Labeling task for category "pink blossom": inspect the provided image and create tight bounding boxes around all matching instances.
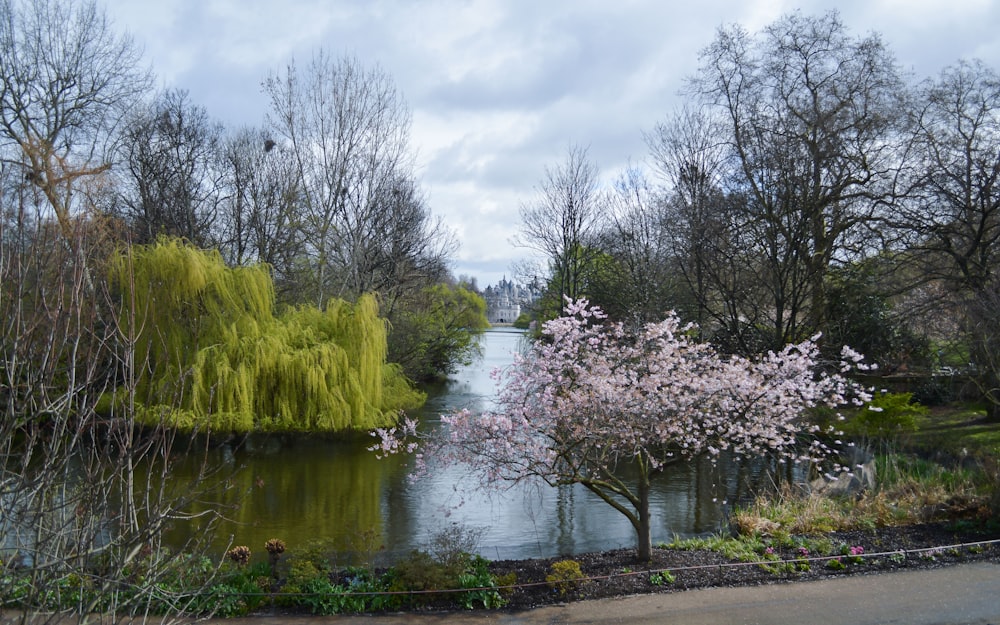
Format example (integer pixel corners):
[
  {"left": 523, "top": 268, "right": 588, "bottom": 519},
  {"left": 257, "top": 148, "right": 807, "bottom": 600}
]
[{"left": 372, "top": 299, "right": 869, "bottom": 557}]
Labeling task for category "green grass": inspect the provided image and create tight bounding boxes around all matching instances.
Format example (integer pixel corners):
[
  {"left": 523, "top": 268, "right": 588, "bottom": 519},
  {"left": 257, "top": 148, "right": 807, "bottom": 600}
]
[{"left": 909, "top": 404, "right": 1000, "bottom": 458}]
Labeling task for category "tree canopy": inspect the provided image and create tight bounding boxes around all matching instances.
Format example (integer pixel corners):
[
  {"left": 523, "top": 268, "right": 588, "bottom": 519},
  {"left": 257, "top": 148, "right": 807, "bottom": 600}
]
[{"left": 109, "top": 237, "right": 423, "bottom": 432}]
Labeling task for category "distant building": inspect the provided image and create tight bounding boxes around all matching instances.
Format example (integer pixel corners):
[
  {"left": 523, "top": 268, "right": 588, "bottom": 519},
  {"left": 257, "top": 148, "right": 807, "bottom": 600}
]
[{"left": 482, "top": 276, "right": 543, "bottom": 325}]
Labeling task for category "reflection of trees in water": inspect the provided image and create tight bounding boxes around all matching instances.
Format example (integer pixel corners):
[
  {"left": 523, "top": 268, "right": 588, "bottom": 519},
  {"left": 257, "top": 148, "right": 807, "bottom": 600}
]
[
  {"left": 165, "top": 436, "right": 405, "bottom": 561},
  {"left": 159, "top": 328, "right": 812, "bottom": 561}
]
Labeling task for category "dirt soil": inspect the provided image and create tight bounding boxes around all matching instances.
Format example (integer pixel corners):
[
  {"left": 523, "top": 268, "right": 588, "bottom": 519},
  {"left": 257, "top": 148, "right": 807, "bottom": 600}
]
[{"left": 484, "top": 520, "right": 1000, "bottom": 612}]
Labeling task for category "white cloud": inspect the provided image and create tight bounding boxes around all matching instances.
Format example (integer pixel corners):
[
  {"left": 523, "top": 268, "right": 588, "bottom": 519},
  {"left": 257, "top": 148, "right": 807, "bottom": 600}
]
[{"left": 102, "top": 0, "right": 1000, "bottom": 289}]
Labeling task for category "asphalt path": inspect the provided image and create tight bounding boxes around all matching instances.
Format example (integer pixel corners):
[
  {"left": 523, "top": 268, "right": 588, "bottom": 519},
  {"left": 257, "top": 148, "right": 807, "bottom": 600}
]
[{"left": 208, "top": 561, "right": 1000, "bottom": 625}]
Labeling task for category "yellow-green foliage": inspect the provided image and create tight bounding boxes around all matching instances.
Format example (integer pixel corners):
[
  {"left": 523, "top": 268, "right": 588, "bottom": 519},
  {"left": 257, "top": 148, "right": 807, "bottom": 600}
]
[
  {"left": 545, "top": 559, "right": 585, "bottom": 596},
  {"left": 108, "top": 238, "right": 423, "bottom": 432}
]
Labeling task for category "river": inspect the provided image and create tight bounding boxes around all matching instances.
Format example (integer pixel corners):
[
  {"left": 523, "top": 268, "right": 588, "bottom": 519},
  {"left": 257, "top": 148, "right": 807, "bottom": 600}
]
[{"left": 164, "top": 327, "right": 779, "bottom": 562}]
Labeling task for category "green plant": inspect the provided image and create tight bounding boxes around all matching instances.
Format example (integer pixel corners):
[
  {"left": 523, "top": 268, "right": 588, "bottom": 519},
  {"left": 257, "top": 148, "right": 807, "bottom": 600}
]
[
  {"left": 494, "top": 572, "right": 517, "bottom": 598},
  {"left": 840, "top": 544, "right": 866, "bottom": 565},
  {"left": 288, "top": 539, "right": 337, "bottom": 576},
  {"left": 845, "top": 392, "right": 926, "bottom": 443},
  {"left": 546, "top": 559, "right": 585, "bottom": 596},
  {"left": 391, "top": 549, "right": 455, "bottom": 595},
  {"left": 649, "top": 570, "right": 675, "bottom": 586},
  {"left": 457, "top": 571, "right": 505, "bottom": 609},
  {"left": 202, "top": 561, "right": 271, "bottom": 616},
  {"left": 387, "top": 525, "right": 499, "bottom": 609},
  {"left": 201, "top": 583, "right": 251, "bottom": 618},
  {"left": 299, "top": 576, "right": 344, "bottom": 615}
]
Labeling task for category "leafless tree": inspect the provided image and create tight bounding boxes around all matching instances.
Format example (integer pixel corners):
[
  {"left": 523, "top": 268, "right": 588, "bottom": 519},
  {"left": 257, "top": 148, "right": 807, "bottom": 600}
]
[
  {"left": 0, "top": 3, "right": 235, "bottom": 619},
  {"left": 513, "top": 144, "right": 604, "bottom": 305},
  {"left": 0, "top": 0, "right": 151, "bottom": 244},
  {"left": 215, "top": 126, "right": 305, "bottom": 297},
  {"left": 263, "top": 52, "right": 419, "bottom": 307},
  {"left": 591, "top": 165, "right": 677, "bottom": 326},
  {"left": 645, "top": 107, "right": 751, "bottom": 343},
  {"left": 1, "top": 164, "right": 234, "bottom": 623},
  {"left": 357, "top": 174, "right": 455, "bottom": 316},
  {"left": 896, "top": 59, "right": 1000, "bottom": 417},
  {"left": 687, "top": 10, "right": 905, "bottom": 349},
  {"left": 114, "top": 89, "right": 225, "bottom": 246}
]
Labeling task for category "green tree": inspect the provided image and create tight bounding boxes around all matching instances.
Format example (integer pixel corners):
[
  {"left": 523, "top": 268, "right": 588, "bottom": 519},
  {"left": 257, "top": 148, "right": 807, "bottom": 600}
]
[
  {"left": 108, "top": 237, "right": 422, "bottom": 432},
  {"left": 387, "top": 283, "right": 489, "bottom": 382},
  {"left": 823, "top": 264, "right": 930, "bottom": 372}
]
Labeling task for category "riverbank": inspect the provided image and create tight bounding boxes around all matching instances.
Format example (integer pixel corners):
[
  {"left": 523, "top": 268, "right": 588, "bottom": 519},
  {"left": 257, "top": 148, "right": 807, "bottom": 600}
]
[{"left": 239, "top": 518, "right": 999, "bottom": 617}]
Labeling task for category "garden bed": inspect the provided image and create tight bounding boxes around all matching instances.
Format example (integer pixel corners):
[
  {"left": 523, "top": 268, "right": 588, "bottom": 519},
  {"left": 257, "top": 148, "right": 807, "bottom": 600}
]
[{"left": 484, "top": 521, "right": 1000, "bottom": 611}]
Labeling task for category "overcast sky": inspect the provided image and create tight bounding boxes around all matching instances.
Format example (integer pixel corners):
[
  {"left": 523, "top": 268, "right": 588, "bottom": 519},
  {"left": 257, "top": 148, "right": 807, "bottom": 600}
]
[{"left": 102, "top": 0, "right": 1000, "bottom": 288}]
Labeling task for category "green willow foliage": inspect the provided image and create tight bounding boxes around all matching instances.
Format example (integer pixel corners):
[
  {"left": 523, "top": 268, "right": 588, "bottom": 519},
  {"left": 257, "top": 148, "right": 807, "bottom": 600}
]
[{"left": 109, "top": 238, "right": 423, "bottom": 432}]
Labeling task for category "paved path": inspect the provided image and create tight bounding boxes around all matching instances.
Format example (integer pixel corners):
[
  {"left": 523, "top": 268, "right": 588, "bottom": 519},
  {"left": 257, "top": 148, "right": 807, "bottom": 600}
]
[{"left": 211, "top": 561, "right": 1000, "bottom": 625}]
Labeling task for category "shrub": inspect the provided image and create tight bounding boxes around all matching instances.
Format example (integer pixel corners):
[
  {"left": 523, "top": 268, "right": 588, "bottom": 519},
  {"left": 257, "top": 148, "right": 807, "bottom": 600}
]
[
  {"left": 845, "top": 392, "right": 926, "bottom": 443},
  {"left": 494, "top": 571, "right": 517, "bottom": 598},
  {"left": 390, "top": 548, "right": 504, "bottom": 609},
  {"left": 391, "top": 549, "right": 455, "bottom": 593},
  {"left": 546, "top": 559, "right": 585, "bottom": 596},
  {"left": 429, "top": 523, "right": 486, "bottom": 570}
]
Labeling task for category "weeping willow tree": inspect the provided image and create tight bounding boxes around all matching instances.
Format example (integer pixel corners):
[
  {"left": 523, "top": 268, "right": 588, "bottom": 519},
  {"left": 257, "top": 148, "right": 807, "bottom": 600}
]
[{"left": 108, "top": 237, "right": 422, "bottom": 432}]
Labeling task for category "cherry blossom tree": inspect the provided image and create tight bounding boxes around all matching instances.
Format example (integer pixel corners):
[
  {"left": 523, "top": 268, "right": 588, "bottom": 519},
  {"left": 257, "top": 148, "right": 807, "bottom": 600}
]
[{"left": 375, "top": 299, "right": 870, "bottom": 560}]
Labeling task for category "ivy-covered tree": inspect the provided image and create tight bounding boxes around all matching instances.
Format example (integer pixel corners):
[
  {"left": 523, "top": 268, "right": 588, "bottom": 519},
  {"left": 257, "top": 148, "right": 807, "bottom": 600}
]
[{"left": 108, "top": 238, "right": 422, "bottom": 432}]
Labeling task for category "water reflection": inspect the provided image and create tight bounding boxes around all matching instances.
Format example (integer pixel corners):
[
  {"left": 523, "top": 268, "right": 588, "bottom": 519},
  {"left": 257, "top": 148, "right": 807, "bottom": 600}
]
[{"left": 164, "top": 327, "right": 791, "bottom": 561}]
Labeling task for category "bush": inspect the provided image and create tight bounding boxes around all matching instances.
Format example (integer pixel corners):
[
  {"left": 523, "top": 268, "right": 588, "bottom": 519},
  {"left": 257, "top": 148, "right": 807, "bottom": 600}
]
[
  {"left": 546, "top": 559, "right": 585, "bottom": 596},
  {"left": 845, "top": 392, "right": 926, "bottom": 443},
  {"left": 390, "top": 547, "right": 504, "bottom": 609}
]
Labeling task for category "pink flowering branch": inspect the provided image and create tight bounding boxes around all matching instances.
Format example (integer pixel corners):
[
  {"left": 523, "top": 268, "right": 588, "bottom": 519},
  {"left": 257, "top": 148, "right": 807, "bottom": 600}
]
[{"left": 373, "top": 299, "right": 871, "bottom": 560}]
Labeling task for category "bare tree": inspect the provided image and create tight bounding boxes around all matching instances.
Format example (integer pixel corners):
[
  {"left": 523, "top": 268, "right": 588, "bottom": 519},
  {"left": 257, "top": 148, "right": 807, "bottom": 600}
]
[
  {"left": 513, "top": 144, "right": 604, "bottom": 307},
  {"left": 358, "top": 174, "right": 455, "bottom": 316},
  {"left": 216, "top": 126, "right": 305, "bottom": 297},
  {"left": 0, "top": 3, "right": 236, "bottom": 619},
  {"left": 0, "top": 0, "right": 151, "bottom": 243},
  {"left": 592, "top": 165, "right": 677, "bottom": 326},
  {"left": 262, "top": 52, "right": 417, "bottom": 306},
  {"left": 688, "top": 11, "right": 905, "bottom": 349},
  {"left": 645, "top": 107, "right": 748, "bottom": 342},
  {"left": 897, "top": 59, "right": 1000, "bottom": 417},
  {"left": 115, "top": 89, "right": 225, "bottom": 246}
]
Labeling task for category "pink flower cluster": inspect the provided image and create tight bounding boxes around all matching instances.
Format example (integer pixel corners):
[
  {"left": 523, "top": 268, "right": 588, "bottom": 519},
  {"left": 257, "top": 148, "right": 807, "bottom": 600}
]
[{"left": 374, "top": 299, "right": 870, "bottom": 495}]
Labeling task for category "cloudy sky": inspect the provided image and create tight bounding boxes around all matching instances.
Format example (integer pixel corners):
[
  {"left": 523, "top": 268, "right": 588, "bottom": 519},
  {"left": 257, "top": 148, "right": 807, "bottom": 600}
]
[{"left": 102, "top": 0, "right": 1000, "bottom": 288}]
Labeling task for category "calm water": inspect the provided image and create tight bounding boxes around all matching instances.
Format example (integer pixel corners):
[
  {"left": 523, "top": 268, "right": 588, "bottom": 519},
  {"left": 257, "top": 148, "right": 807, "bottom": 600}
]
[{"left": 165, "top": 328, "right": 779, "bottom": 561}]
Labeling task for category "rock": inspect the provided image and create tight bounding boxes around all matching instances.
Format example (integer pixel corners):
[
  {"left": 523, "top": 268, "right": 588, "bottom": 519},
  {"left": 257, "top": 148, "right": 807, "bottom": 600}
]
[{"left": 809, "top": 446, "right": 876, "bottom": 498}]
